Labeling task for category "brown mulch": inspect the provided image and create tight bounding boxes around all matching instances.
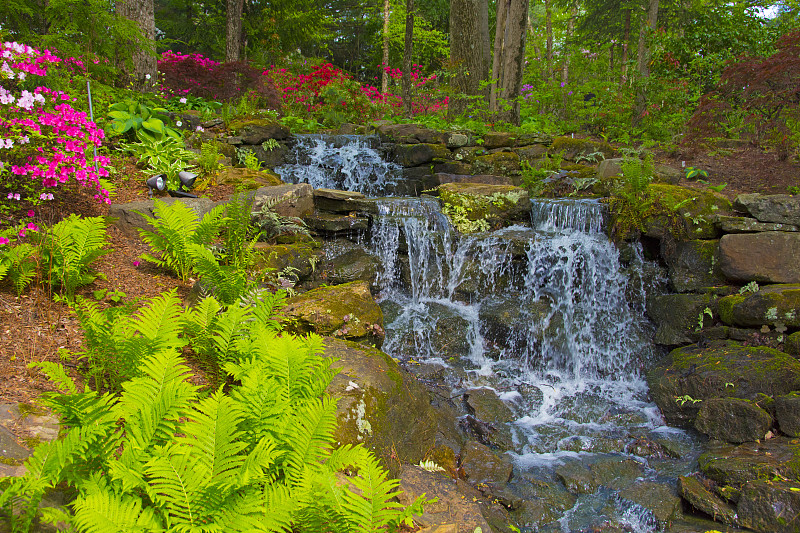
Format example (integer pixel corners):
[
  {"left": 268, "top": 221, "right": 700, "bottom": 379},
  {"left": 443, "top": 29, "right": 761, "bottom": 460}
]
[{"left": 0, "top": 144, "right": 798, "bottom": 426}]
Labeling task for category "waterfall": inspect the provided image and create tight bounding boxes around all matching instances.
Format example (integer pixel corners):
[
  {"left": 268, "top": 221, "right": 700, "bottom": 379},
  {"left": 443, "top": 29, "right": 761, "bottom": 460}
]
[{"left": 275, "top": 134, "right": 399, "bottom": 195}]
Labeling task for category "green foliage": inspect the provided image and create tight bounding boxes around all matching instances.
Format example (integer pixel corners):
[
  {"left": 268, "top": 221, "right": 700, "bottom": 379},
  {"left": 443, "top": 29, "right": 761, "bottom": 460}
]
[
  {"left": 220, "top": 192, "right": 261, "bottom": 271},
  {"left": 33, "top": 215, "right": 110, "bottom": 299},
  {"left": 136, "top": 200, "right": 226, "bottom": 281},
  {"left": 187, "top": 244, "right": 253, "bottom": 307},
  {"left": 107, "top": 98, "right": 180, "bottom": 142},
  {"left": 0, "top": 230, "right": 37, "bottom": 296},
  {"left": 236, "top": 148, "right": 263, "bottom": 170},
  {"left": 67, "top": 290, "right": 186, "bottom": 391},
  {"left": 1, "top": 303, "right": 428, "bottom": 531},
  {"left": 606, "top": 152, "right": 657, "bottom": 238},
  {"left": 684, "top": 166, "right": 709, "bottom": 180},
  {"left": 119, "top": 136, "right": 197, "bottom": 190},
  {"left": 619, "top": 151, "right": 655, "bottom": 194},
  {"left": 252, "top": 198, "right": 311, "bottom": 243},
  {"left": 197, "top": 141, "right": 223, "bottom": 174}
]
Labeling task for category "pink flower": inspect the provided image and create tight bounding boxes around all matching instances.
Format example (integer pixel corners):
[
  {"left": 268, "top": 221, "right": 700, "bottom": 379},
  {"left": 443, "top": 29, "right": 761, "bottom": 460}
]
[
  {"left": 133, "top": 260, "right": 140, "bottom": 267},
  {"left": 26, "top": 222, "right": 39, "bottom": 231},
  {"left": 0, "top": 237, "right": 9, "bottom": 245},
  {"left": 27, "top": 210, "right": 35, "bottom": 217}
]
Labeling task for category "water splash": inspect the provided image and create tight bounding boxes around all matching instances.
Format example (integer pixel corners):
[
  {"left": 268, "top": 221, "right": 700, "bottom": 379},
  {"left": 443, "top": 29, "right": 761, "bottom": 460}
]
[{"left": 275, "top": 134, "right": 399, "bottom": 195}]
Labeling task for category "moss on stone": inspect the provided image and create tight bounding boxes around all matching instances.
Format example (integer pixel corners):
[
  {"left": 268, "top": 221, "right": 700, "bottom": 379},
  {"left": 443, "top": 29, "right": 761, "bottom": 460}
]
[{"left": 718, "top": 294, "right": 747, "bottom": 325}]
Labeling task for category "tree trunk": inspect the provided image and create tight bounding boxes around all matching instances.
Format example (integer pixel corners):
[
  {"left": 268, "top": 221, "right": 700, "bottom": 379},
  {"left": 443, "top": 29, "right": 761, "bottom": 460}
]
[
  {"left": 402, "top": 0, "right": 415, "bottom": 118},
  {"left": 619, "top": 9, "right": 631, "bottom": 84},
  {"left": 381, "top": 0, "right": 390, "bottom": 95},
  {"left": 633, "top": 0, "right": 659, "bottom": 124},
  {"left": 561, "top": 1, "right": 577, "bottom": 86},
  {"left": 449, "top": 0, "right": 490, "bottom": 117},
  {"left": 490, "top": 0, "right": 530, "bottom": 124},
  {"left": 225, "top": 0, "right": 244, "bottom": 62},
  {"left": 545, "top": 0, "right": 553, "bottom": 81},
  {"left": 117, "top": 0, "right": 156, "bottom": 90}
]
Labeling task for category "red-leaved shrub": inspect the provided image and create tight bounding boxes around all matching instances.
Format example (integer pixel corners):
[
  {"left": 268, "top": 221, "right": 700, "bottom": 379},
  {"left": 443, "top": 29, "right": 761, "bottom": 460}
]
[{"left": 158, "top": 51, "right": 282, "bottom": 111}]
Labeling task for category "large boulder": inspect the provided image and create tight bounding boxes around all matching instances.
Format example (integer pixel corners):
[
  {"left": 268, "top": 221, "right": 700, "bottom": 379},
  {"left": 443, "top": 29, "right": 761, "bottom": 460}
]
[
  {"left": 775, "top": 393, "right": 800, "bottom": 437},
  {"left": 787, "top": 331, "right": 800, "bottom": 357},
  {"left": 661, "top": 239, "right": 727, "bottom": 292},
  {"left": 373, "top": 123, "right": 442, "bottom": 144},
  {"left": 646, "top": 340, "right": 800, "bottom": 426},
  {"left": 694, "top": 397, "right": 773, "bottom": 443},
  {"left": 718, "top": 232, "right": 800, "bottom": 283},
  {"left": 391, "top": 143, "right": 451, "bottom": 167},
  {"left": 318, "top": 242, "right": 381, "bottom": 287},
  {"left": 718, "top": 284, "right": 800, "bottom": 328},
  {"left": 109, "top": 197, "right": 217, "bottom": 236},
  {"left": 216, "top": 167, "right": 284, "bottom": 188},
  {"left": 323, "top": 339, "right": 462, "bottom": 475},
  {"left": 549, "top": 137, "right": 614, "bottom": 161},
  {"left": 738, "top": 480, "right": 800, "bottom": 533},
  {"left": 251, "top": 183, "right": 314, "bottom": 218},
  {"left": 459, "top": 440, "right": 514, "bottom": 487},
  {"left": 618, "top": 481, "right": 682, "bottom": 527},
  {"left": 678, "top": 475, "right": 738, "bottom": 526},
  {"left": 470, "top": 151, "right": 521, "bottom": 176},
  {"left": 645, "top": 293, "right": 717, "bottom": 346},
  {"left": 253, "top": 241, "right": 323, "bottom": 281},
  {"left": 438, "top": 183, "right": 530, "bottom": 229},
  {"left": 642, "top": 184, "right": 732, "bottom": 240},
  {"left": 734, "top": 193, "right": 800, "bottom": 226},
  {"left": 228, "top": 118, "right": 290, "bottom": 143},
  {"left": 281, "top": 281, "right": 384, "bottom": 345},
  {"left": 698, "top": 437, "right": 800, "bottom": 487}
]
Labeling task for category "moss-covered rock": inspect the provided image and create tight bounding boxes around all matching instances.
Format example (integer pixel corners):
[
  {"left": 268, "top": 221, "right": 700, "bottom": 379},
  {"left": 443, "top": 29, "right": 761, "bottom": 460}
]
[
  {"left": 716, "top": 215, "right": 800, "bottom": 233},
  {"left": 323, "top": 338, "right": 462, "bottom": 477},
  {"left": 734, "top": 193, "right": 800, "bottom": 226},
  {"left": 699, "top": 437, "right": 800, "bottom": 486},
  {"left": 645, "top": 293, "right": 718, "bottom": 346},
  {"left": 459, "top": 440, "right": 514, "bottom": 487},
  {"left": 678, "top": 475, "right": 738, "bottom": 526},
  {"left": 251, "top": 183, "right": 314, "bottom": 218},
  {"left": 281, "top": 281, "right": 384, "bottom": 345},
  {"left": 738, "top": 479, "right": 800, "bottom": 532},
  {"left": 775, "top": 393, "right": 800, "bottom": 437},
  {"left": 483, "top": 132, "right": 517, "bottom": 149},
  {"left": 372, "top": 122, "right": 441, "bottom": 144},
  {"left": 253, "top": 241, "right": 322, "bottom": 281},
  {"left": 215, "top": 167, "right": 283, "bottom": 189},
  {"left": 391, "top": 143, "right": 450, "bottom": 167},
  {"left": 718, "top": 232, "right": 800, "bottom": 284},
  {"left": 549, "top": 136, "right": 614, "bottom": 161},
  {"left": 438, "top": 182, "right": 530, "bottom": 232},
  {"left": 618, "top": 481, "right": 682, "bottom": 528},
  {"left": 305, "top": 213, "right": 369, "bottom": 235},
  {"left": 643, "top": 184, "right": 732, "bottom": 240},
  {"left": 786, "top": 331, "right": 800, "bottom": 358},
  {"left": 470, "top": 151, "right": 521, "bottom": 176},
  {"left": 227, "top": 118, "right": 290, "bottom": 143},
  {"left": 555, "top": 461, "right": 597, "bottom": 494},
  {"left": 718, "top": 284, "right": 800, "bottom": 328},
  {"left": 694, "top": 397, "right": 773, "bottom": 443},
  {"left": 662, "top": 239, "right": 727, "bottom": 293},
  {"left": 646, "top": 340, "right": 800, "bottom": 426}
]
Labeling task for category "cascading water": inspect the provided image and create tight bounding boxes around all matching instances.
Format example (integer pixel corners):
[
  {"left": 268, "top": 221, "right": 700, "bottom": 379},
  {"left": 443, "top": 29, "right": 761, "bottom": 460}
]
[
  {"left": 275, "top": 134, "right": 399, "bottom": 195},
  {"left": 372, "top": 196, "right": 698, "bottom": 532}
]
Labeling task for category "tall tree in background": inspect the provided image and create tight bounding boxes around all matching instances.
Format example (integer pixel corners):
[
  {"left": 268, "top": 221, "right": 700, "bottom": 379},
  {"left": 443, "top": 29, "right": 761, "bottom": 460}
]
[
  {"left": 449, "top": 0, "right": 490, "bottom": 116},
  {"left": 225, "top": 0, "right": 244, "bottom": 61},
  {"left": 382, "top": 0, "right": 391, "bottom": 93},
  {"left": 118, "top": 0, "right": 157, "bottom": 89},
  {"left": 633, "top": 0, "right": 659, "bottom": 123},
  {"left": 402, "top": 0, "right": 415, "bottom": 117},
  {"left": 490, "top": 0, "right": 530, "bottom": 124}
]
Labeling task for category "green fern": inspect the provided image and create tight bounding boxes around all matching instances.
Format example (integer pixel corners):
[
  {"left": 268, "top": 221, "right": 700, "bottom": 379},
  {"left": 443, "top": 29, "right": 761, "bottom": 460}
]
[
  {"left": 0, "top": 242, "right": 37, "bottom": 296},
  {"left": 34, "top": 214, "right": 111, "bottom": 299},
  {"left": 137, "top": 199, "right": 226, "bottom": 281},
  {"left": 220, "top": 191, "right": 261, "bottom": 271},
  {"left": 187, "top": 243, "right": 252, "bottom": 306}
]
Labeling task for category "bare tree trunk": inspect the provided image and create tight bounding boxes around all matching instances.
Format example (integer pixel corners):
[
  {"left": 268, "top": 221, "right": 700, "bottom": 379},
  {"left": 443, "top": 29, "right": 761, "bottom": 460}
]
[
  {"left": 225, "top": 0, "right": 244, "bottom": 62},
  {"left": 609, "top": 43, "right": 615, "bottom": 70},
  {"left": 402, "top": 0, "right": 415, "bottom": 118},
  {"left": 490, "top": 0, "right": 529, "bottom": 124},
  {"left": 449, "top": 0, "right": 490, "bottom": 116},
  {"left": 561, "top": 1, "right": 577, "bottom": 85},
  {"left": 118, "top": 0, "right": 156, "bottom": 90},
  {"left": 619, "top": 9, "right": 631, "bottom": 85},
  {"left": 545, "top": 0, "right": 553, "bottom": 81},
  {"left": 381, "top": 0, "right": 390, "bottom": 94},
  {"left": 633, "top": 0, "right": 659, "bottom": 124}
]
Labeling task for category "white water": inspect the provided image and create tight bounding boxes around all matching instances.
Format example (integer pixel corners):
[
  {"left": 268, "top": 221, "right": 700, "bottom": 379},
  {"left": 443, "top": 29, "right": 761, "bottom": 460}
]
[{"left": 275, "top": 134, "right": 399, "bottom": 195}]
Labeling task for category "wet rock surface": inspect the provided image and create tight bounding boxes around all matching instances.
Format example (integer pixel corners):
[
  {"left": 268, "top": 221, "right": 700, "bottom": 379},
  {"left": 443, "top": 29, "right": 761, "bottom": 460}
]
[
  {"left": 718, "top": 232, "right": 800, "bottom": 283},
  {"left": 694, "top": 397, "right": 773, "bottom": 443}
]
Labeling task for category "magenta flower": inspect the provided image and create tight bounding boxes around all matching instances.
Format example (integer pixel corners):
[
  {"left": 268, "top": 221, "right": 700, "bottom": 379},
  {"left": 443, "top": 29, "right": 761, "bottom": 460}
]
[
  {"left": 133, "top": 260, "right": 140, "bottom": 267},
  {"left": 0, "top": 237, "right": 9, "bottom": 245},
  {"left": 27, "top": 210, "right": 35, "bottom": 217}
]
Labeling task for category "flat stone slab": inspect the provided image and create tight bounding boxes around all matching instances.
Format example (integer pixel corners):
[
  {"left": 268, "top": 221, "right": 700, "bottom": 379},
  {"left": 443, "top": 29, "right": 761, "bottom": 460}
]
[
  {"left": 718, "top": 284, "right": 800, "bottom": 328},
  {"left": 719, "top": 232, "right": 800, "bottom": 283},
  {"left": 109, "top": 197, "right": 217, "bottom": 236},
  {"left": 734, "top": 193, "right": 800, "bottom": 226},
  {"left": 0, "top": 425, "right": 31, "bottom": 462},
  {"left": 251, "top": 183, "right": 314, "bottom": 218},
  {"left": 716, "top": 215, "right": 799, "bottom": 233}
]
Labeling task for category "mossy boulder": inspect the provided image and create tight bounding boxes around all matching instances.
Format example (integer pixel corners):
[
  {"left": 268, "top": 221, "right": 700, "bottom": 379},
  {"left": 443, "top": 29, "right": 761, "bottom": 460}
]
[
  {"left": 694, "top": 397, "right": 773, "bottom": 443},
  {"left": 661, "top": 239, "right": 727, "bottom": 293},
  {"left": 323, "top": 338, "right": 462, "bottom": 476},
  {"left": 718, "top": 232, "right": 800, "bottom": 283},
  {"left": 438, "top": 183, "right": 530, "bottom": 230},
  {"left": 643, "top": 184, "right": 732, "bottom": 240},
  {"left": 459, "top": 440, "right": 513, "bottom": 487},
  {"left": 305, "top": 213, "right": 370, "bottom": 235},
  {"left": 718, "top": 284, "right": 800, "bottom": 328},
  {"left": 483, "top": 132, "right": 517, "bottom": 149},
  {"left": 470, "top": 151, "right": 521, "bottom": 176},
  {"left": 216, "top": 167, "right": 284, "bottom": 189},
  {"left": 618, "top": 481, "right": 682, "bottom": 527},
  {"left": 786, "top": 331, "right": 800, "bottom": 357},
  {"left": 645, "top": 293, "right": 717, "bottom": 346},
  {"left": 227, "top": 118, "right": 290, "bottom": 143},
  {"left": 372, "top": 122, "right": 441, "bottom": 144},
  {"left": 281, "top": 281, "right": 384, "bottom": 345},
  {"left": 646, "top": 340, "right": 800, "bottom": 426},
  {"left": 775, "top": 393, "right": 800, "bottom": 437},
  {"left": 318, "top": 243, "right": 380, "bottom": 287},
  {"left": 251, "top": 183, "right": 314, "bottom": 218},
  {"left": 549, "top": 136, "right": 614, "bottom": 161},
  {"left": 555, "top": 461, "right": 597, "bottom": 494},
  {"left": 698, "top": 437, "right": 800, "bottom": 487},
  {"left": 738, "top": 479, "right": 800, "bottom": 533},
  {"left": 390, "top": 143, "right": 450, "bottom": 167},
  {"left": 678, "top": 475, "right": 738, "bottom": 526},
  {"left": 716, "top": 215, "right": 800, "bottom": 233},
  {"left": 734, "top": 193, "right": 800, "bottom": 226},
  {"left": 253, "top": 241, "right": 322, "bottom": 281}
]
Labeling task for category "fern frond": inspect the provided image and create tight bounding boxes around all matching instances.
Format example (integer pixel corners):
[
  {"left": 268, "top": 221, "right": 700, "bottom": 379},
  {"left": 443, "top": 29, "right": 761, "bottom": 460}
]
[
  {"left": 282, "top": 395, "right": 338, "bottom": 482},
  {"left": 137, "top": 200, "right": 204, "bottom": 281},
  {"left": 28, "top": 361, "right": 79, "bottom": 394},
  {"left": 144, "top": 450, "right": 204, "bottom": 527},
  {"left": 192, "top": 203, "right": 226, "bottom": 246},
  {"left": 129, "top": 289, "right": 186, "bottom": 351},
  {"left": 72, "top": 486, "right": 163, "bottom": 533},
  {"left": 187, "top": 244, "right": 250, "bottom": 306},
  {"left": 338, "top": 448, "right": 405, "bottom": 532}
]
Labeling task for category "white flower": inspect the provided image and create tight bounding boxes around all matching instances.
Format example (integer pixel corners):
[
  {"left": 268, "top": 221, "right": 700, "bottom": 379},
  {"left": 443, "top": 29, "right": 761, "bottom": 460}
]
[
  {"left": 195, "top": 126, "right": 204, "bottom": 132},
  {"left": 175, "top": 121, "right": 182, "bottom": 127},
  {"left": 145, "top": 74, "right": 151, "bottom": 80},
  {"left": 179, "top": 97, "right": 187, "bottom": 104}
]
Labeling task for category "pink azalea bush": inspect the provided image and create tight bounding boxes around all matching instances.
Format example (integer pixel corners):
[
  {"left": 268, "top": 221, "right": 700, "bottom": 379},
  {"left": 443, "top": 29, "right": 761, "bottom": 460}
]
[{"left": 0, "top": 41, "right": 110, "bottom": 210}]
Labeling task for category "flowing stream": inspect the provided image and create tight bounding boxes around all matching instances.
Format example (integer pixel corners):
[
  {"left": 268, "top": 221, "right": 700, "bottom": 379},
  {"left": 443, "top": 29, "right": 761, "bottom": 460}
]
[{"left": 279, "top": 137, "right": 704, "bottom": 532}]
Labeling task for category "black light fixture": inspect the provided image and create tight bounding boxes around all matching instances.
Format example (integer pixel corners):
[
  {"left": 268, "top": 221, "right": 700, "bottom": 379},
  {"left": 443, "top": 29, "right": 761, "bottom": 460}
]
[
  {"left": 178, "top": 170, "right": 198, "bottom": 191},
  {"left": 146, "top": 174, "right": 165, "bottom": 197}
]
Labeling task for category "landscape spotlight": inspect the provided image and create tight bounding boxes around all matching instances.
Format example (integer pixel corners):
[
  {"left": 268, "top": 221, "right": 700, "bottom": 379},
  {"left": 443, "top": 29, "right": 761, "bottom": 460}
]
[
  {"left": 178, "top": 170, "right": 198, "bottom": 191},
  {"left": 146, "top": 174, "right": 165, "bottom": 197}
]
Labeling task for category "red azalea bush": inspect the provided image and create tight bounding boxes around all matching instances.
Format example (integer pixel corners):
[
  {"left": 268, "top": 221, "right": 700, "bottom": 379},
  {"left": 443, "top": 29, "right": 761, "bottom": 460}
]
[
  {"left": 158, "top": 51, "right": 282, "bottom": 111},
  {"left": 1, "top": 41, "right": 111, "bottom": 217}
]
